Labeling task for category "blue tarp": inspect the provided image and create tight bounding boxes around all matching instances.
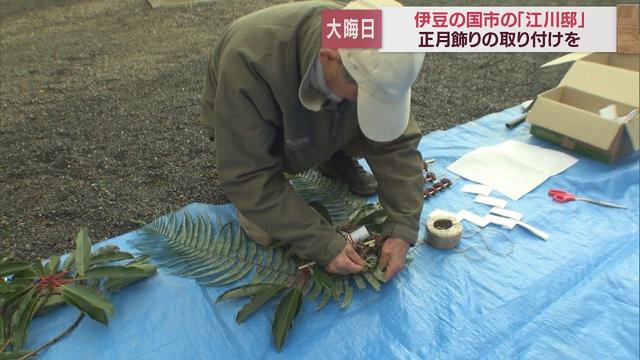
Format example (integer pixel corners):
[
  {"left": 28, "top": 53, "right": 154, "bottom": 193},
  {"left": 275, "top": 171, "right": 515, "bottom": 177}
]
[{"left": 28, "top": 106, "right": 639, "bottom": 359}]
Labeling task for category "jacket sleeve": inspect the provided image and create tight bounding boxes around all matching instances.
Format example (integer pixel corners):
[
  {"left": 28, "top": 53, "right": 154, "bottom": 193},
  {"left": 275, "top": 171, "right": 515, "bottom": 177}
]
[
  {"left": 362, "top": 116, "right": 424, "bottom": 244},
  {"left": 207, "top": 51, "right": 345, "bottom": 266}
]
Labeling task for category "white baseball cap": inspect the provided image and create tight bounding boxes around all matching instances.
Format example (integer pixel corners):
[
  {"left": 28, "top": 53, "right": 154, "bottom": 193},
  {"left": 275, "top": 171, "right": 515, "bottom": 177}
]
[{"left": 338, "top": 0, "right": 425, "bottom": 142}]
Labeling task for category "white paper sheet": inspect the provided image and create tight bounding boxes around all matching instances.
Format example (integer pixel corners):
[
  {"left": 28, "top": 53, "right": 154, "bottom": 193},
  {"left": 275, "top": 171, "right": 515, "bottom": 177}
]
[
  {"left": 475, "top": 195, "right": 508, "bottom": 208},
  {"left": 490, "top": 207, "right": 523, "bottom": 221},
  {"left": 457, "top": 210, "right": 489, "bottom": 227},
  {"left": 461, "top": 184, "right": 492, "bottom": 196},
  {"left": 447, "top": 140, "right": 578, "bottom": 200},
  {"left": 517, "top": 221, "right": 550, "bottom": 241},
  {"left": 485, "top": 214, "right": 517, "bottom": 229}
]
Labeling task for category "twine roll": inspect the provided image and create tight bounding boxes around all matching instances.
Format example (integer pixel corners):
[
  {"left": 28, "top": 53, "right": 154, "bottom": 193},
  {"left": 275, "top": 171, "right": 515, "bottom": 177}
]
[{"left": 425, "top": 213, "right": 464, "bottom": 249}]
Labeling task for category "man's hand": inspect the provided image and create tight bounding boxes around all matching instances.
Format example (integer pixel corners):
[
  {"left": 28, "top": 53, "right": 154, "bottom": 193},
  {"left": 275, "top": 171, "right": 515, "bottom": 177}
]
[
  {"left": 378, "top": 237, "right": 411, "bottom": 280},
  {"left": 325, "top": 243, "right": 365, "bottom": 275}
]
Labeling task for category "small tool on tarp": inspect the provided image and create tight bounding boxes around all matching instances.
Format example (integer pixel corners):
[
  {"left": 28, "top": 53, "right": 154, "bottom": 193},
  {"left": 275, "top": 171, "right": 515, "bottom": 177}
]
[
  {"left": 548, "top": 189, "right": 627, "bottom": 209},
  {"left": 505, "top": 99, "right": 535, "bottom": 129}
]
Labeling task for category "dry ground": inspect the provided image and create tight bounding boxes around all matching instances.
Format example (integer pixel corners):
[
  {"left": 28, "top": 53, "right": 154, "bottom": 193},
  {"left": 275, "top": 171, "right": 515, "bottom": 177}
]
[{"left": 0, "top": 0, "right": 618, "bottom": 260}]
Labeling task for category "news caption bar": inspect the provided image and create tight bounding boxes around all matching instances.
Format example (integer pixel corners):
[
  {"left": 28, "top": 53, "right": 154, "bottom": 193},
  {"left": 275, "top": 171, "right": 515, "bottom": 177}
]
[{"left": 323, "top": 7, "right": 617, "bottom": 52}]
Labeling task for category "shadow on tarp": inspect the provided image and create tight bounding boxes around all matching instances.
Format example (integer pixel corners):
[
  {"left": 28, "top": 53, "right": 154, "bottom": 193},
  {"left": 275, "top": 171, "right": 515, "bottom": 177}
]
[{"left": 27, "top": 106, "right": 639, "bottom": 359}]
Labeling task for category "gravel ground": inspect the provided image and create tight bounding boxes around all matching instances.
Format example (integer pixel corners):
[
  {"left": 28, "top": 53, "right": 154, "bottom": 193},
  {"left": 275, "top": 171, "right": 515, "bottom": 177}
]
[{"left": 0, "top": 0, "right": 618, "bottom": 260}]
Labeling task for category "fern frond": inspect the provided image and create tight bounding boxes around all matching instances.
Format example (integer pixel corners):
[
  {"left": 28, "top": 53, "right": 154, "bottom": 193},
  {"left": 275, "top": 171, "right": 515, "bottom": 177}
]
[
  {"left": 133, "top": 213, "right": 297, "bottom": 287},
  {"left": 308, "top": 280, "right": 323, "bottom": 301},
  {"left": 363, "top": 272, "right": 381, "bottom": 291},
  {"left": 315, "top": 287, "right": 332, "bottom": 311},
  {"left": 289, "top": 169, "right": 367, "bottom": 224},
  {"left": 353, "top": 275, "right": 367, "bottom": 290},
  {"left": 132, "top": 171, "right": 399, "bottom": 352},
  {"left": 340, "top": 278, "right": 353, "bottom": 309},
  {"left": 332, "top": 277, "right": 343, "bottom": 302},
  {"left": 304, "top": 267, "right": 382, "bottom": 311}
]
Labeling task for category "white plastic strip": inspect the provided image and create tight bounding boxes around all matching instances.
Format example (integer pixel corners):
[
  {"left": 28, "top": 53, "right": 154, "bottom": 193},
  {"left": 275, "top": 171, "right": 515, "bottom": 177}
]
[
  {"left": 485, "top": 214, "right": 517, "bottom": 230},
  {"left": 475, "top": 195, "right": 508, "bottom": 208},
  {"left": 517, "top": 221, "right": 550, "bottom": 241},
  {"left": 457, "top": 210, "right": 489, "bottom": 228},
  {"left": 461, "top": 184, "right": 492, "bottom": 196},
  {"left": 489, "top": 207, "right": 523, "bottom": 221},
  {"left": 349, "top": 226, "right": 370, "bottom": 243}
]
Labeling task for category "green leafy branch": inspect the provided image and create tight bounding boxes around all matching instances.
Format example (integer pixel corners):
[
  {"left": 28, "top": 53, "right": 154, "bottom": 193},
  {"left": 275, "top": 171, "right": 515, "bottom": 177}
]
[
  {"left": 132, "top": 170, "right": 395, "bottom": 352},
  {"left": 1, "top": 229, "right": 157, "bottom": 359},
  {"left": 215, "top": 202, "right": 388, "bottom": 351},
  {"left": 134, "top": 201, "right": 390, "bottom": 352}
]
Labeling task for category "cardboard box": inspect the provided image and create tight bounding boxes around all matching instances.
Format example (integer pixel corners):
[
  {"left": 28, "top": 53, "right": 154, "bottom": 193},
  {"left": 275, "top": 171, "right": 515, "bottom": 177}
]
[
  {"left": 527, "top": 53, "right": 640, "bottom": 163},
  {"left": 617, "top": 4, "right": 640, "bottom": 54}
]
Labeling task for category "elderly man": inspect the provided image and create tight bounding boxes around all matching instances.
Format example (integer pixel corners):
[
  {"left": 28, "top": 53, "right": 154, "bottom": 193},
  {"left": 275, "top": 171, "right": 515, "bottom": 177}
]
[{"left": 201, "top": 0, "right": 425, "bottom": 280}]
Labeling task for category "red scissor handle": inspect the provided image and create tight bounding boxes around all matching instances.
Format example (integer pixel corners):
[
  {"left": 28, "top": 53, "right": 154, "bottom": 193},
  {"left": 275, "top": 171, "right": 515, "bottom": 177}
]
[{"left": 548, "top": 189, "right": 576, "bottom": 202}]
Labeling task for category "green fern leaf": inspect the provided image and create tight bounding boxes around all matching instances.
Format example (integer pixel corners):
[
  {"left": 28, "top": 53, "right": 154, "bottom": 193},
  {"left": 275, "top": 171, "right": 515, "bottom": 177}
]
[
  {"left": 363, "top": 272, "right": 381, "bottom": 291},
  {"left": 372, "top": 267, "right": 386, "bottom": 283},
  {"left": 289, "top": 169, "right": 367, "bottom": 224},
  {"left": 201, "top": 262, "right": 254, "bottom": 286},
  {"left": 308, "top": 201, "right": 332, "bottom": 225},
  {"left": 194, "top": 258, "right": 238, "bottom": 281},
  {"left": 353, "top": 275, "right": 367, "bottom": 290},
  {"left": 348, "top": 203, "right": 387, "bottom": 227},
  {"left": 307, "top": 280, "right": 323, "bottom": 301},
  {"left": 340, "top": 278, "right": 353, "bottom": 309},
  {"left": 135, "top": 198, "right": 403, "bottom": 354},
  {"left": 315, "top": 287, "right": 332, "bottom": 311},
  {"left": 332, "top": 276, "right": 344, "bottom": 302},
  {"left": 302, "top": 277, "right": 313, "bottom": 294},
  {"left": 134, "top": 213, "right": 297, "bottom": 288}
]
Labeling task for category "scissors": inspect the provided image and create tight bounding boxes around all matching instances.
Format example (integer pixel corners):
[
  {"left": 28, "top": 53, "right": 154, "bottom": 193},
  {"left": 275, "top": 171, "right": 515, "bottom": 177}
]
[{"left": 548, "top": 189, "right": 627, "bottom": 209}]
